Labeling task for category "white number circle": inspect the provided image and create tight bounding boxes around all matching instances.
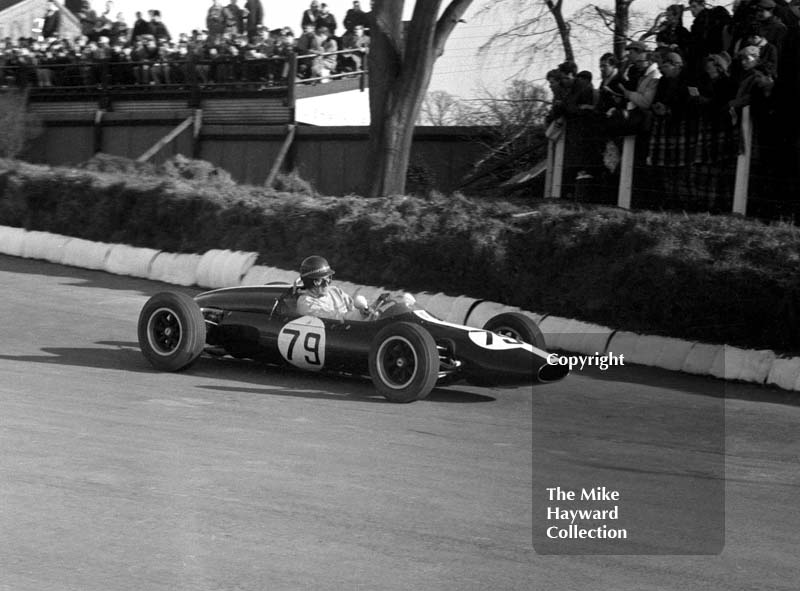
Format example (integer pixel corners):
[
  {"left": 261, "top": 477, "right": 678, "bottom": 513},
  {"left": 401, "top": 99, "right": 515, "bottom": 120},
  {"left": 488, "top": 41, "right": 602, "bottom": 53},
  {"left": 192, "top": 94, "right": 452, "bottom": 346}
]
[{"left": 278, "top": 316, "right": 327, "bottom": 370}]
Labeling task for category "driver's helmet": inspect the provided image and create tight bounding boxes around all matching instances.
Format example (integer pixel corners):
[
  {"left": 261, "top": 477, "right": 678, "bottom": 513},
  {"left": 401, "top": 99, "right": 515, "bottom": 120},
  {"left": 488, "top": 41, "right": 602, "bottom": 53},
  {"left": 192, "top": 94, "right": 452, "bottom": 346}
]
[{"left": 299, "top": 255, "right": 334, "bottom": 289}]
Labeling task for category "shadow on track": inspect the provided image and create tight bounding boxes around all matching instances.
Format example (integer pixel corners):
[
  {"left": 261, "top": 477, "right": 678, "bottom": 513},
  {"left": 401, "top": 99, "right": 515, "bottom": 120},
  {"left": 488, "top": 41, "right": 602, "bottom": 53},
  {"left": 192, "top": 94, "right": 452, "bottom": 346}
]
[
  {"left": 0, "top": 254, "right": 202, "bottom": 297},
  {"left": 576, "top": 362, "right": 800, "bottom": 407},
  {"left": 0, "top": 340, "right": 496, "bottom": 404}
]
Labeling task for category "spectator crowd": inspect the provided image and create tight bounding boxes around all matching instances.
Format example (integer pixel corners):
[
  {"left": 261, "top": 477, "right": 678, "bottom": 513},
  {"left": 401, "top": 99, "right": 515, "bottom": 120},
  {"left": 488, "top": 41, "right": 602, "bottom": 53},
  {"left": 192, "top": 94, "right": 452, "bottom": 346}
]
[
  {"left": 0, "top": 0, "right": 371, "bottom": 89},
  {"left": 546, "top": 0, "right": 800, "bottom": 215}
]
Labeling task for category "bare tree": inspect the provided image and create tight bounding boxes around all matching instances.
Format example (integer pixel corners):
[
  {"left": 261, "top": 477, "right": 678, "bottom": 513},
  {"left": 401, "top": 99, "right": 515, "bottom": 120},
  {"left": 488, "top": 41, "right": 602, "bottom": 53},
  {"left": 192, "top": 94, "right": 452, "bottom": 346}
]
[
  {"left": 468, "top": 80, "right": 550, "bottom": 165},
  {"left": 479, "top": 0, "right": 658, "bottom": 68},
  {"left": 417, "top": 90, "right": 471, "bottom": 125},
  {"left": 367, "top": 0, "right": 473, "bottom": 197},
  {"left": 478, "top": 0, "right": 575, "bottom": 67}
]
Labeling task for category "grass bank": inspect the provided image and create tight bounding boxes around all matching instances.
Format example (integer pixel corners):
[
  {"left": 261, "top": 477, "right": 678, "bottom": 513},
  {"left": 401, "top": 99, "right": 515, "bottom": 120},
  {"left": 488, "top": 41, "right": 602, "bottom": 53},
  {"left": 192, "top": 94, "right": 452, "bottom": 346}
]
[{"left": 1, "top": 157, "right": 798, "bottom": 352}]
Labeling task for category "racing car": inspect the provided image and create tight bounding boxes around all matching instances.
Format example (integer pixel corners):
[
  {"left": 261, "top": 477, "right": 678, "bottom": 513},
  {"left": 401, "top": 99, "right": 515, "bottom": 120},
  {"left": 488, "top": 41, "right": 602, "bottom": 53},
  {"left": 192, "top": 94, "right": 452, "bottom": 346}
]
[{"left": 137, "top": 283, "right": 569, "bottom": 402}]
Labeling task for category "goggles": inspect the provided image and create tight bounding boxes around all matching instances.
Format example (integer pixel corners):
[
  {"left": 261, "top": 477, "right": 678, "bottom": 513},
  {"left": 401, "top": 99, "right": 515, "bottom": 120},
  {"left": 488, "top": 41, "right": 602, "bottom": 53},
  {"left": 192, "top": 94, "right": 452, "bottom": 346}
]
[{"left": 312, "top": 276, "right": 332, "bottom": 287}]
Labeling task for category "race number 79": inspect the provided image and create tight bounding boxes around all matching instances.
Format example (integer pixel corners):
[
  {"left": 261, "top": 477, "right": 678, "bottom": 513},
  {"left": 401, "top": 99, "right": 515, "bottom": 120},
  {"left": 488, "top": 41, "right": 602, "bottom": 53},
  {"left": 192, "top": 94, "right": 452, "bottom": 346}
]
[
  {"left": 283, "top": 328, "right": 321, "bottom": 365},
  {"left": 278, "top": 317, "right": 327, "bottom": 370}
]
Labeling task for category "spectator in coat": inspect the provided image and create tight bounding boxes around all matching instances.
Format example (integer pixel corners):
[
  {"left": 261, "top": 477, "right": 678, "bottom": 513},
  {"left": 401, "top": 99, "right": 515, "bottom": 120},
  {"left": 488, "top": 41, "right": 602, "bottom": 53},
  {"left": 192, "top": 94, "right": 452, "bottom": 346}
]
[
  {"left": 42, "top": 1, "right": 61, "bottom": 40},
  {"left": 755, "top": 0, "right": 788, "bottom": 52},
  {"left": 131, "top": 11, "right": 152, "bottom": 42},
  {"left": 110, "top": 12, "right": 130, "bottom": 45},
  {"left": 317, "top": 4, "right": 338, "bottom": 38},
  {"left": 296, "top": 23, "right": 320, "bottom": 78},
  {"left": 655, "top": 4, "right": 691, "bottom": 58},
  {"left": 597, "top": 52, "right": 625, "bottom": 115},
  {"left": 207, "top": 0, "right": 225, "bottom": 44},
  {"left": 149, "top": 10, "right": 170, "bottom": 43},
  {"left": 691, "top": 52, "right": 738, "bottom": 210},
  {"left": 687, "top": 0, "right": 732, "bottom": 81},
  {"left": 344, "top": 1, "right": 369, "bottom": 33},
  {"left": 77, "top": 1, "right": 98, "bottom": 40},
  {"left": 223, "top": 0, "right": 245, "bottom": 36},
  {"left": 647, "top": 52, "right": 693, "bottom": 205},
  {"left": 301, "top": 1, "right": 321, "bottom": 30},
  {"left": 621, "top": 42, "right": 662, "bottom": 115},
  {"left": 312, "top": 26, "right": 338, "bottom": 81},
  {"left": 341, "top": 24, "right": 369, "bottom": 71},
  {"left": 244, "top": 0, "right": 264, "bottom": 42}
]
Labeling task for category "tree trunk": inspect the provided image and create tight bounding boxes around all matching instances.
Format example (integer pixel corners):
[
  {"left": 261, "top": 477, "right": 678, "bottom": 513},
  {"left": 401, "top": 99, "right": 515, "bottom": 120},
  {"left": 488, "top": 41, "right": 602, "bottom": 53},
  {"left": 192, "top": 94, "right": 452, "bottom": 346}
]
[
  {"left": 613, "top": 0, "right": 632, "bottom": 61},
  {"left": 545, "top": 0, "right": 574, "bottom": 64},
  {"left": 366, "top": 0, "right": 473, "bottom": 197}
]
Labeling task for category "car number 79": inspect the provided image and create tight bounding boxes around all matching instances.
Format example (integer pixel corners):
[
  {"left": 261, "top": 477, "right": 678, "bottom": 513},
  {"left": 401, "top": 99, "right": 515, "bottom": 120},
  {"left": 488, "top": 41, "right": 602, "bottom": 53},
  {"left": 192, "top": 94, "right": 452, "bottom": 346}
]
[{"left": 278, "top": 317, "right": 327, "bottom": 370}]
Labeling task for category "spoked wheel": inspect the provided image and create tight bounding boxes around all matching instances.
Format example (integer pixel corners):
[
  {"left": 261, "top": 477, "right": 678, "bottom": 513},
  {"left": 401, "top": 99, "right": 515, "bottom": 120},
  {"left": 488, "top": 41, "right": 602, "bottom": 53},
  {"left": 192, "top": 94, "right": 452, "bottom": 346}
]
[
  {"left": 483, "top": 312, "right": 546, "bottom": 348},
  {"left": 138, "top": 291, "right": 206, "bottom": 371},
  {"left": 369, "top": 322, "right": 439, "bottom": 403}
]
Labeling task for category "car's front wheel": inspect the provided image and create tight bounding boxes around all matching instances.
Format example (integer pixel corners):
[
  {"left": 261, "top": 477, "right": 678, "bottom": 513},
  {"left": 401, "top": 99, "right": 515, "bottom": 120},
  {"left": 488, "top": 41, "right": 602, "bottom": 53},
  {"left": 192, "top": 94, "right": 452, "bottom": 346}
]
[
  {"left": 138, "top": 291, "right": 206, "bottom": 372},
  {"left": 369, "top": 322, "right": 439, "bottom": 403},
  {"left": 483, "top": 312, "right": 546, "bottom": 348}
]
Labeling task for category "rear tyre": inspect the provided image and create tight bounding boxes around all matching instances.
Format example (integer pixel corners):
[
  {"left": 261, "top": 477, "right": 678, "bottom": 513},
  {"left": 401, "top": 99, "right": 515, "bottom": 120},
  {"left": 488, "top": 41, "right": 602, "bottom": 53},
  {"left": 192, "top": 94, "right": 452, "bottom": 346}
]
[
  {"left": 138, "top": 291, "right": 206, "bottom": 372},
  {"left": 369, "top": 322, "right": 439, "bottom": 403},
  {"left": 483, "top": 312, "right": 546, "bottom": 348}
]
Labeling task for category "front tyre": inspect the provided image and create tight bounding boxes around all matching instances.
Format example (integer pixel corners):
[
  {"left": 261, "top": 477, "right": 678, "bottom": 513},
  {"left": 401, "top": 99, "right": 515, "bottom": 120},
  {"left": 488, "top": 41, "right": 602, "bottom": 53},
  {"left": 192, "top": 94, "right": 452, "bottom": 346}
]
[
  {"left": 138, "top": 291, "right": 206, "bottom": 372},
  {"left": 369, "top": 322, "right": 439, "bottom": 403},
  {"left": 483, "top": 312, "right": 546, "bottom": 348}
]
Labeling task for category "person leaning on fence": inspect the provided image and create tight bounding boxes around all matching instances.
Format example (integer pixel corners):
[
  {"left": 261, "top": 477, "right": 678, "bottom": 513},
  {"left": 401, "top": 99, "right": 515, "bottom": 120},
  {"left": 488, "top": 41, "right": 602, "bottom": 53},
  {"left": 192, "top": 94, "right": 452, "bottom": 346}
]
[
  {"left": 311, "top": 26, "right": 338, "bottom": 81},
  {"left": 730, "top": 44, "right": 779, "bottom": 213},
  {"left": 646, "top": 52, "right": 693, "bottom": 207},
  {"left": 341, "top": 24, "right": 369, "bottom": 72},
  {"left": 607, "top": 41, "right": 661, "bottom": 137},
  {"left": 547, "top": 61, "right": 599, "bottom": 197},
  {"left": 690, "top": 52, "right": 738, "bottom": 211}
]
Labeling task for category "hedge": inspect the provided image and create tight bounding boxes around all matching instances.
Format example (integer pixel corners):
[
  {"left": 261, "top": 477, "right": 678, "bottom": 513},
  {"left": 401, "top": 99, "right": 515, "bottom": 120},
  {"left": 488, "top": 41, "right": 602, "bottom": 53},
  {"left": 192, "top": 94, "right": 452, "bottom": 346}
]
[{"left": 1, "top": 157, "right": 799, "bottom": 353}]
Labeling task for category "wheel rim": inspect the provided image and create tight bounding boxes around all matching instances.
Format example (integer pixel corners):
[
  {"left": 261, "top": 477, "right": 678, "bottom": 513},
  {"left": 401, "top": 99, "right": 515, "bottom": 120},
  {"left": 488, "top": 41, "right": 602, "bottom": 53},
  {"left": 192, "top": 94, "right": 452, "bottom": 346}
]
[
  {"left": 147, "top": 307, "right": 183, "bottom": 356},
  {"left": 376, "top": 336, "right": 418, "bottom": 390}
]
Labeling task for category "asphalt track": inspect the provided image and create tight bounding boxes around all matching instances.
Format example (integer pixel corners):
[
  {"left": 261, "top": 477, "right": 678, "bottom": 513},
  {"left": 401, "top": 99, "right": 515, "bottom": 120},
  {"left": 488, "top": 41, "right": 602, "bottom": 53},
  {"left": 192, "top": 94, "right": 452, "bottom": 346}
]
[{"left": 1, "top": 254, "right": 798, "bottom": 590}]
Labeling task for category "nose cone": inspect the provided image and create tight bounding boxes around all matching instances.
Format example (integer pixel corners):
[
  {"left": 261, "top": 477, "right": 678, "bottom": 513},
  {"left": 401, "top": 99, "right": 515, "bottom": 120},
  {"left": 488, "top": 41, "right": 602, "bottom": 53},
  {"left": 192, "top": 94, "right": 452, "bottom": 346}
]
[{"left": 538, "top": 361, "right": 570, "bottom": 382}]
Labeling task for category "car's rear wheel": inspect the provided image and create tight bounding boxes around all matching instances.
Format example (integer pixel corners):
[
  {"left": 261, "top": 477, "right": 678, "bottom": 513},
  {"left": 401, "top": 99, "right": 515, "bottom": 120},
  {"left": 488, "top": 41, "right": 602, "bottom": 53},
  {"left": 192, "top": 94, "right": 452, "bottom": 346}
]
[
  {"left": 483, "top": 312, "right": 546, "bottom": 349},
  {"left": 138, "top": 291, "right": 206, "bottom": 372},
  {"left": 369, "top": 322, "right": 439, "bottom": 403}
]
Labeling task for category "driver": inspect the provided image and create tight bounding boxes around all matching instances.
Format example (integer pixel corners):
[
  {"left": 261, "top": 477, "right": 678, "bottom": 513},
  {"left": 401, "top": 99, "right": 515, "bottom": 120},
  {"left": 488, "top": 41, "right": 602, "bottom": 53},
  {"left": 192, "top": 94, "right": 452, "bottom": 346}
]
[{"left": 296, "top": 255, "right": 369, "bottom": 321}]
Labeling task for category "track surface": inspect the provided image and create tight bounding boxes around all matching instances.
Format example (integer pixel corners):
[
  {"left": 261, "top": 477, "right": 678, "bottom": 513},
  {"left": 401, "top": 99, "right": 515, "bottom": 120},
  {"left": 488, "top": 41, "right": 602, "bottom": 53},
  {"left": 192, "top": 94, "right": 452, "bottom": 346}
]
[{"left": 1, "top": 255, "right": 798, "bottom": 590}]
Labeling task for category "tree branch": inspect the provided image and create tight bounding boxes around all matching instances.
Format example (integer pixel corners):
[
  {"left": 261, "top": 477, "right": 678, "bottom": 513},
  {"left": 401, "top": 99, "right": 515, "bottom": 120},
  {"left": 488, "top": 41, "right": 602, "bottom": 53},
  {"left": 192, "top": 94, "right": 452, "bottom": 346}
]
[{"left": 434, "top": 0, "right": 475, "bottom": 57}]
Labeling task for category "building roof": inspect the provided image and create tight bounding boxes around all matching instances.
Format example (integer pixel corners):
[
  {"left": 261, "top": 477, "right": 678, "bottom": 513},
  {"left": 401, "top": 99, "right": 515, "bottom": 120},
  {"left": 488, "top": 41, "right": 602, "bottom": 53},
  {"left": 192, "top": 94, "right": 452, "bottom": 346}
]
[{"left": 0, "top": 0, "right": 25, "bottom": 13}]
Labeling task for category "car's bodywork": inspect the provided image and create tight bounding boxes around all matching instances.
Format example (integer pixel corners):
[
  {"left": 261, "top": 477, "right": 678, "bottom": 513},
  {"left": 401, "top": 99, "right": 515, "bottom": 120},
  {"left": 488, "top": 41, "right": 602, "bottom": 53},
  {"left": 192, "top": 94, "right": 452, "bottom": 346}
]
[{"left": 138, "top": 284, "right": 568, "bottom": 402}]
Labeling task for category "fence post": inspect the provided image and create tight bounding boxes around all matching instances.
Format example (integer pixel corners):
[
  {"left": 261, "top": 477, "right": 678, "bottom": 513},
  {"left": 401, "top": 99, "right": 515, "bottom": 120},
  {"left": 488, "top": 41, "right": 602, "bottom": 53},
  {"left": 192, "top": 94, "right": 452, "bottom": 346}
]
[
  {"left": 733, "top": 105, "right": 752, "bottom": 215},
  {"left": 617, "top": 135, "right": 636, "bottom": 209},
  {"left": 544, "top": 124, "right": 566, "bottom": 198}
]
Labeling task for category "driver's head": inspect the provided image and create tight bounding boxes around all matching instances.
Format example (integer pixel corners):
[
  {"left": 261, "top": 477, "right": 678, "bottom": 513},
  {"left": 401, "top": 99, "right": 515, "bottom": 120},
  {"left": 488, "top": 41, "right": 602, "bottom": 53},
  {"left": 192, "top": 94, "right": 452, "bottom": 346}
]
[{"left": 300, "top": 255, "right": 334, "bottom": 296}]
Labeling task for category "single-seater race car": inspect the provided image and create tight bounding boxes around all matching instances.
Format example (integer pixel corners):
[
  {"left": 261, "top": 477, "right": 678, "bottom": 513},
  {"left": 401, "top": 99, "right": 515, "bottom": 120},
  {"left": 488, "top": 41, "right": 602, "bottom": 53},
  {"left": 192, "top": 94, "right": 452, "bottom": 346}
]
[{"left": 137, "top": 283, "right": 569, "bottom": 402}]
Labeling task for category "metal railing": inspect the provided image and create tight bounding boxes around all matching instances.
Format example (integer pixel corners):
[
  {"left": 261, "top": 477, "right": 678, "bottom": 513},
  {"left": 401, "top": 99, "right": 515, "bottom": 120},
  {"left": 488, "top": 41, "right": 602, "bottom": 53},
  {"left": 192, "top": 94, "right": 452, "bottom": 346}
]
[{"left": 0, "top": 50, "right": 368, "bottom": 101}]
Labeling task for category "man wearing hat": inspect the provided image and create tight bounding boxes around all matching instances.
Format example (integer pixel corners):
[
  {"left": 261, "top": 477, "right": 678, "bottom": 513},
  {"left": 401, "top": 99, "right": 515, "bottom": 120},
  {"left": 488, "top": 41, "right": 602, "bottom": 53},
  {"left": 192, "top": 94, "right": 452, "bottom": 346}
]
[{"left": 622, "top": 40, "right": 661, "bottom": 111}]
